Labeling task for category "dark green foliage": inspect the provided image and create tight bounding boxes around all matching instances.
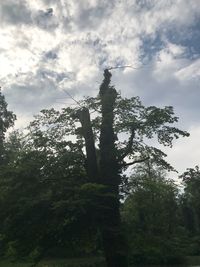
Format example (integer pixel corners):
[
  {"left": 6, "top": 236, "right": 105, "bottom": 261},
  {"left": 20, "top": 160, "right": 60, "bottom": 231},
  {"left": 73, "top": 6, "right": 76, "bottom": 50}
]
[
  {"left": 122, "top": 164, "right": 185, "bottom": 264},
  {"left": 98, "top": 70, "right": 128, "bottom": 267},
  {"left": 36, "top": 257, "right": 106, "bottom": 267},
  {"left": 0, "top": 89, "right": 16, "bottom": 164},
  {"left": 83, "top": 96, "right": 189, "bottom": 172},
  {"left": 179, "top": 166, "right": 200, "bottom": 255},
  {"left": 0, "top": 72, "right": 192, "bottom": 266},
  {"left": 0, "top": 131, "right": 100, "bottom": 259},
  {"left": 181, "top": 166, "right": 200, "bottom": 228}
]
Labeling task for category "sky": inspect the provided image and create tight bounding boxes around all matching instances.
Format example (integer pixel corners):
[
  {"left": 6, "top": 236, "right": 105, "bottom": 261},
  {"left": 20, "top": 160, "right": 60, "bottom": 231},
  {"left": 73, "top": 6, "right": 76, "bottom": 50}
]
[{"left": 0, "top": 0, "right": 200, "bottom": 176}]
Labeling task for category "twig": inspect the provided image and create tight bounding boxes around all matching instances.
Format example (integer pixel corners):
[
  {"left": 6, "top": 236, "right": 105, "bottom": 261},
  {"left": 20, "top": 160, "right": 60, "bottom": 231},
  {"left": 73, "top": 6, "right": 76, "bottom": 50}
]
[
  {"left": 107, "top": 64, "right": 147, "bottom": 71},
  {"left": 122, "top": 156, "right": 150, "bottom": 167},
  {"left": 62, "top": 89, "right": 82, "bottom": 108}
]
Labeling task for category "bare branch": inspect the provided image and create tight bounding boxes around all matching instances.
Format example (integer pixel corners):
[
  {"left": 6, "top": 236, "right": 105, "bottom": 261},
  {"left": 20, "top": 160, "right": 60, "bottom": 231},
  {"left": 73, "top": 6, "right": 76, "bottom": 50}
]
[
  {"left": 107, "top": 65, "right": 141, "bottom": 70},
  {"left": 121, "top": 157, "right": 150, "bottom": 167},
  {"left": 119, "top": 128, "right": 135, "bottom": 161},
  {"left": 107, "top": 63, "right": 148, "bottom": 71},
  {"left": 76, "top": 107, "right": 99, "bottom": 182},
  {"left": 62, "top": 89, "right": 82, "bottom": 108}
]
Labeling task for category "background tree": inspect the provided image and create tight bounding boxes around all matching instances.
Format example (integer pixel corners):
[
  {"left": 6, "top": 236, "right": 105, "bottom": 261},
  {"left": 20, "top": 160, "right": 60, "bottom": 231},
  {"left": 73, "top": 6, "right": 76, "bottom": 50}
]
[
  {"left": 76, "top": 69, "right": 189, "bottom": 267},
  {"left": 0, "top": 89, "right": 16, "bottom": 164},
  {"left": 122, "top": 163, "right": 184, "bottom": 264},
  {"left": 19, "top": 69, "right": 188, "bottom": 267},
  {"left": 0, "top": 129, "right": 103, "bottom": 260},
  {"left": 0, "top": 70, "right": 190, "bottom": 266},
  {"left": 179, "top": 166, "right": 200, "bottom": 255}
]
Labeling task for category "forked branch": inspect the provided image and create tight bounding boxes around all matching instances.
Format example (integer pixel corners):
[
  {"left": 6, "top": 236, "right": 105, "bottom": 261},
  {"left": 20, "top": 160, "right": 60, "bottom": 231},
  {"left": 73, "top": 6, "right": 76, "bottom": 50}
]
[
  {"left": 121, "top": 156, "right": 150, "bottom": 167},
  {"left": 119, "top": 128, "right": 135, "bottom": 161}
]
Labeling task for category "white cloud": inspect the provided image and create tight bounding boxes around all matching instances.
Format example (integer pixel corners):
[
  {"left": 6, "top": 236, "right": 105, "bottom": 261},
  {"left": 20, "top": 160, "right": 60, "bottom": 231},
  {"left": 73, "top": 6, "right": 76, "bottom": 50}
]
[
  {"left": 175, "top": 59, "right": 200, "bottom": 82},
  {"left": 164, "top": 125, "right": 200, "bottom": 175},
  {"left": 152, "top": 43, "right": 189, "bottom": 82},
  {"left": 0, "top": 0, "right": 32, "bottom": 26},
  {"left": 0, "top": 0, "right": 200, "bottom": 173}
]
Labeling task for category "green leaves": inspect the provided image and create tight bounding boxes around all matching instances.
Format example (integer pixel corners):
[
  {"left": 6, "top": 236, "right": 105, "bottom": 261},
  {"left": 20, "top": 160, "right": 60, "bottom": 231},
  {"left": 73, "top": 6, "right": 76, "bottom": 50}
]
[
  {"left": 122, "top": 165, "right": 182, "bottom": 264},
  {"left": 0, "top": 131, "right": 88, "bottom": 257},
  {"left": 0, "top": 71, "right": 190, "bottom": 262},
  {"left": 180, "top": 166, "right": 200, "bottom": 230},
  {"left": 0, "top": 90, "right": 16, "bottom": 165},
  {"left": 77, "top": 93, "right": 189, "bottom": 171},
  {"left": 0, "top": 90, "right": 16, "bottom": 137},
  {"left": 23, "top": 88, "right": 189, "bottom": 173}
]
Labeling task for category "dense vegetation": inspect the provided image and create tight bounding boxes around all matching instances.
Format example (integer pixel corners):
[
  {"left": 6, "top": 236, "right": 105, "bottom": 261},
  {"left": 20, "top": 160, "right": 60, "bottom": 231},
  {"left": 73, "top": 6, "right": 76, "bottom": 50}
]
[{"left": 0, "top": 71, "right": 199, "bottom": 266}]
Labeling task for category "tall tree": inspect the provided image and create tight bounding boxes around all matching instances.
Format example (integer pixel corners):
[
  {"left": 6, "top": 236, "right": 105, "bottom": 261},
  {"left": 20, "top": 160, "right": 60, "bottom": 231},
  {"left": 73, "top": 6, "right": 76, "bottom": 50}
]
[
  {"left": 0, "top": 89, "right": 16, "bottom": 164},
  {"left": 76, "top": 69, "right": 188, "bottom": 267},
  {"left": 122, "top": 164, "right": 182, "bottom": 264},
  {"left": 23, "top": 69, "right": 189, "bottom": 267},
  {"left": 98, "top": 69, "right": 127, "bottom": 267},
  {"left": 0, "top": 130, "right": 92, "bottom": 259},
  {"left": 180, "top": 166, "right": 200, "bottom": 241}
]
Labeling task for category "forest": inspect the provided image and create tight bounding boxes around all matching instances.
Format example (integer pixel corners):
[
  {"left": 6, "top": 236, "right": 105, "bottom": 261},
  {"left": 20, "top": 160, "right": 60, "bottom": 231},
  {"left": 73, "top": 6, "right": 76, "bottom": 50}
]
[{"left": 0, "top": 69, "right": 200, "bottom": 267}]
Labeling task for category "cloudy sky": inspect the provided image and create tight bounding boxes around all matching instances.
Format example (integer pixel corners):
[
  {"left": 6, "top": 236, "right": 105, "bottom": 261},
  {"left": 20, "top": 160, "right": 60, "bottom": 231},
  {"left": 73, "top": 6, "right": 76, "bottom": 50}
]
[{"left": 0, "top": 0, "right": 200, "bottom": 175}]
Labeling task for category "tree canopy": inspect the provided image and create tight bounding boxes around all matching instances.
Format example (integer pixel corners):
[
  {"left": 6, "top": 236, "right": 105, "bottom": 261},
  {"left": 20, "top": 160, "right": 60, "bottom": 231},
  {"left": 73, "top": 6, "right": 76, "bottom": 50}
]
[
  {"left": 0, "top": 70, "right": 197, "bottom": 267},
  {"left": 0, "top": 89, "right": 16, "bottom": 164}
]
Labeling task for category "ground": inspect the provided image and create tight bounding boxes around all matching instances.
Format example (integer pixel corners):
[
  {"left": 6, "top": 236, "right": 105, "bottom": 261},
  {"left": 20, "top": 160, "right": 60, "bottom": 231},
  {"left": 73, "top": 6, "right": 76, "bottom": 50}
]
[{"left": 0, "top": 256, "right": 200, "bottom": 267}]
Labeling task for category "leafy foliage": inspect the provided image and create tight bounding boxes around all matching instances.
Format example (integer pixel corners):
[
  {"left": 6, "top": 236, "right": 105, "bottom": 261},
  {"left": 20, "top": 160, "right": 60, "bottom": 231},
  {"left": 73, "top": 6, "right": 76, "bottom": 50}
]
[
  {"left": 0, "top": 75, "right": 192, "bottom": 266},
  {"left": 122, "top": 164, "right": 184, "bottom": 264},
  {"left": 179, "top": 166, "right": 200, "bottom": 255},
  {"left": 0, "top": 89, "right": 16, "bottom": 164},
  {"left": 28, "top": 92, "right": 189, "bottom": 173},
  {"left": 0, "top": 131, "right": 100, "bottom": 258}
]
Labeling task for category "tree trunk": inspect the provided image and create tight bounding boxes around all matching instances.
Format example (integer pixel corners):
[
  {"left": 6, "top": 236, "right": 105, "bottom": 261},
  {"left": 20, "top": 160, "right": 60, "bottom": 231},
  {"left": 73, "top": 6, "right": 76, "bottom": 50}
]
[
  {"left": 76, "top": 107, "right": 98, "bottom": 182},
  {"left": 99, "top": 69, "right": 128, "bottom": 267},
  {"left": 0, "top": 139, "right": 4, "bottom": 165},
  {"left": 77, "top": 70, "right": 128, "bottom": 267}
]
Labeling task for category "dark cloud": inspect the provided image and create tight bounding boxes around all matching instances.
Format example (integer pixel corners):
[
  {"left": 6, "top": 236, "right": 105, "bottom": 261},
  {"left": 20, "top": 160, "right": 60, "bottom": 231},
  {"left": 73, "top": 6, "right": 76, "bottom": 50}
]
[
  {"left": 65, "top": 2, "right": 114, "bottom": 30},
  {"left": 3, "top": 64, "right": 78, "bottom": 117},
  {"left": 5, "top": 80, "right": 62, "bottom": 116},
  {"left": 33, "top": 7, "right": 58, "bottom": 30},
  {"left": 140, "top": 34, "right": 164, "bottom": 62},
  {"left": 0, "top": 0, "right": 32, "bottom": 25},
  {"left": 139, "top": 13, "right": 200, "bottom": 63},
  {"left": 165, "top": 19, "right": 200, "bottom": 58},
  {"left": 135, "top": 0, "right": 157, "bottom": 11},
  {"left": 41, "top": 0, "right": 56, "bottom": 5},
  {"left": 36, "top": 68, "right": 69, "bottom": 83},
  {"left": 44, "top": 50, "right": 58, "bottom": 60},
  {"left": 112, "top": 62, "right": 200, "bottom": 130},
  {"left": 0, "top": 1, "right": 59, "bottom": 32}
]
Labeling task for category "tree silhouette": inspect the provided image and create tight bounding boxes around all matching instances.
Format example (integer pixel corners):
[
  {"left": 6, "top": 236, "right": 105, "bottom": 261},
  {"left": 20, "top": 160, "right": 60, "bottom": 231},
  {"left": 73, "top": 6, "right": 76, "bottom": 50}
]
[{"left": 0, "top": 89, "right": 16, "bottom": 164}]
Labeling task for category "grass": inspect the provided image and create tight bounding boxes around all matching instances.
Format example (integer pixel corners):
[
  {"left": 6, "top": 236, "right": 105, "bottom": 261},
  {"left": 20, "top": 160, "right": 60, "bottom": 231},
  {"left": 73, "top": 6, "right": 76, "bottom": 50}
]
[
  {"left": 0, "top": 260, "right": 33, "bottom": 267},
  {"left": 186, "top": 256, "right": 200, "bottom": 266},
  {"left": 0, "top": 257, "right": 105, "bottom": 267},
  {"left": 37, "top": 257, "right": 105, "bottom": 267},
  {"left": 1, "top": 256, "right": 200, "bottom": 267}
]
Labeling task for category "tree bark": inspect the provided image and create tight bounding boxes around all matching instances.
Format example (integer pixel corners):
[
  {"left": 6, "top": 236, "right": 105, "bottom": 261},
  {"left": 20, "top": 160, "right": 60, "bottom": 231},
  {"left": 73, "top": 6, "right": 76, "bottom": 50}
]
[
  {"left": 76, "top": 107, "right": 98, "bottom": 182},
  {"left": 76, "top": 70, "right": 128, "bottom": 267},
  {"left": 99, "top": 69, "right": 128, "bottom": 267}
]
